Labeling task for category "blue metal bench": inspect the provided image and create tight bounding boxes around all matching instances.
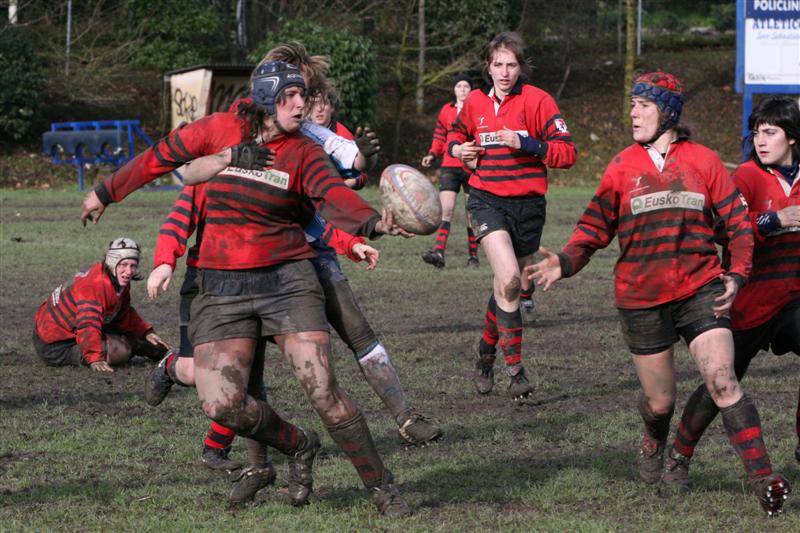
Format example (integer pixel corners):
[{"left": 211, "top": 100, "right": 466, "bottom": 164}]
[{"left": 42, "top": 120, "right": 182, "bottom": 191}]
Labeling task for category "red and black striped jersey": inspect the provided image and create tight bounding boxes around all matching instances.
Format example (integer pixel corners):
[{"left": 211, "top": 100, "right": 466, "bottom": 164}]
[
  {"left": 558, "top": 140, "right": 753, "bottom": 309},
  {"left": 153, "top": 183, "right": 369, "bottom": 270},
  {"left": 428, "top": 102, "right": 465, "bottom": 169},
  {"left": 96, "top": 112, "right": 380, "bottom": 268},
  {"left": 34, "top": 262, "right": 151, "bottom": 364},
  {"left": 154, "top": 184, "right": 206, "bottom": 270},
  {"left": 730, "top": 160, "right": 800, "bottom": 329},
  {"left": 446, "top": 81, "right": 576, "bottom": 197}
]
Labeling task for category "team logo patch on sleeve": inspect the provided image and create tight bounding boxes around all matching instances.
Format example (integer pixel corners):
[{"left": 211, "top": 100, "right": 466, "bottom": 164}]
[
  {"left": 630, "top": 191, "right": 705, "bottom": 214},
  {"left": 554, "top": 118, "right": 569, "bottom": 134},
  {"left": 222, "top": 167, "right": 291, "bottom": 190}
]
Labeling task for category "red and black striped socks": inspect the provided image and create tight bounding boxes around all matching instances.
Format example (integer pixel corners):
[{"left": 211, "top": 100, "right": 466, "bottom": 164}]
[
  {"left": 672, "top": 384, "right": 719, "bottom": 458},
  {"left": 467, "top": 226, "right": 478, "bottom": 258},
  {"left": 480, "top": 294, "right": 498, "bottom": 355},
  {"left": 639, "top": 396, "right": 674, "bottom": 450},
  {"left": 496, "top": 306, "right": 523, "bottom": 368},
  {"left": 246, "top": 401, "right": 302, "bottom": 456},
  {"left": 326, "top": 411, "right": 385, "bottom": 489},
  {"left": 721, "top": 394, "right": 773, "bottom": 480},
  {"left": 434, "top": 221, "right": 450, "bottom": 254},
  {"left": 205, "top": 421, "right": 236, "bottom": 450}
]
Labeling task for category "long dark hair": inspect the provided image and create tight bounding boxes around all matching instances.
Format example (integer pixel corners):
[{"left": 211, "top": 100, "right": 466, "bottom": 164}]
[
  {"left": 234, "top": 99, "right": 266, "bottom": 141},
  {"left": 744, "top": 95, "right": 800, "bottom": 166}
]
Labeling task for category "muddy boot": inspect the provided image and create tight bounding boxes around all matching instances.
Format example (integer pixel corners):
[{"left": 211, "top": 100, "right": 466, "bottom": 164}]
[
  {"left": 228, "top": 464, "right": 277, "bottom": 503},
  {"left": 421, "top": 250, "right": 445, "bottom": 269},
  {"left": 636, "top": 435, "right": 666, "bottom": 484},
  {"left": 143, "top": 353, "right": 174, "bottom": 406},
  {"left": 466, "top": 256, "right": 479, "bottom": 268},
  {"left": 397, "top": 411, "right": 442, "bottom": 446},
  {"left": 661, "top": 447, "right": 691, "bottom": 492},
  {"left": 507, "top": 366, "right": 534, "bottom": 401},
  {"left": 750, "top": 473, "right": 791, "bottom": 517},
  {"left": 473, "top": 351, "right": 496, "bottom": 395},
  {"left": 371, "top": 469, "right": 412, "bottom": 518},
  {"left": 202, "top": 445, "right": 243, "bottom": 471},
  {"left": 288, "top": 428, "right": 321, "bottom": 506}
]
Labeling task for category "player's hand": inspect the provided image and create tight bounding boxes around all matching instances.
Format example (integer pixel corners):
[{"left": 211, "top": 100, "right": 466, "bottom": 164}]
[
  {"left": 713, "top": 273, "right": 739, "bottom": 318},
  {"left": 525, "top": 246, "right": 562, "bottom": 291},
  {"left": 421, "top": 154, "right": 435, "bottom": 168},
  {"left": 352, "top": 242, "right": 380, "bottom": 270},
  {"left": 81, "top": 189, "right": 106, "bottom": 226},
  {"left": 343, "top": 177, "right": 358, "bottom": 189},
  {"left": 230, "top": 142, "right": 274, "bottom": 170},
  {"left": 90, "top": 360, "right": 114, "bottom": 373},
  {"left": 147, "top": 264, "right": 174, "bottom": 299},
  {"left": 457, "top": 141, "right": 484, "bottom": 162},
  {"left": 145, "top": 331, "right": 172, "bottom": 350},
  {"left": 375, "top": 208, "right": 414, "bottom": 238},
  {"left": 497, "top": 127, "right": 521, "bottom": 149},
  {"left": 355, "top": 126, "right": 381, "bottom": 158},
  {"left": 777, "top": 205, "right": 800, "bottom": 228}
]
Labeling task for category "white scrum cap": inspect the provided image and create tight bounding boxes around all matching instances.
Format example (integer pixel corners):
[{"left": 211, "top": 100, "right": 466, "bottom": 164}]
[{"left": 105, "top": 237, "right": 141, "bottom": 272}]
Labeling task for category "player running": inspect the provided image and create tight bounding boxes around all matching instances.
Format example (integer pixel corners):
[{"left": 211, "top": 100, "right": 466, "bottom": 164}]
[
  {"left": 79, "top": 61, "right": 413, "bottom": 517},
  {"left": 420, "top": 73, "right": 479, "bottom": 269},
  {"left": 661, "top": 95, "right": 799, "bottom": 507},
  {"left": 528, "top": 72, "right": 790, "bottom": 516},
  {"left": 447, "top": 32, "right": 577, "bottom": 400},
  {"left": 33, "top": 238, "right": 170, "bottom": 372}
]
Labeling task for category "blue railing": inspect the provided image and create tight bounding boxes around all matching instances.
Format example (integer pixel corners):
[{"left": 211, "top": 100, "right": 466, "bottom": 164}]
[{"left": 42, "top": 120, "right": 182, "bottom": 190}]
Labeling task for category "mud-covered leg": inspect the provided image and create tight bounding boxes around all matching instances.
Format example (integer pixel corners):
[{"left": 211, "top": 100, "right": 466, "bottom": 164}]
[
  {"left": 278, "top": 331, "right": 410, "bottom": 516},
  {"left": 320, "top": 274, "right": 441, "bottom": 446}
]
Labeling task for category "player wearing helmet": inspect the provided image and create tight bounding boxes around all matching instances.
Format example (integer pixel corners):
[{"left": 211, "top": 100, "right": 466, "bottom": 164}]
[
  {"left": 528, "top": 72, "right": 790, "bottom": 516},
  {"left": 32, "top": 238, "right": 170, "bottom": 373}
]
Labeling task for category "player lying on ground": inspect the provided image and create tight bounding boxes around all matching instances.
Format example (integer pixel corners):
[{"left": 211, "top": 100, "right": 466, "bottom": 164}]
[
  {"left": 663, "top": 95, "right": 800, "bottom": 495},
  {"left": 33, "top": 238, "right": 170, "bottom": 373},
  {"left": 447, "top": 32, "right": 577, "bottom": 400},
  {"left": 420, "top": 72, "right": 479, "bottom": 269},
  {"left": 528, "top": 72, "right": 790, "bottom": 516}
]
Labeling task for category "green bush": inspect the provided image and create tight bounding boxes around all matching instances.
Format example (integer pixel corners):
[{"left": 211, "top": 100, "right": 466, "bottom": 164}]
[
  {"left": 711, "top": 3, "right": 736, "bottom": 32},
  {"left": 248, "top": 19, "right": 377, "bottom": 128},
  {"left": 0, "top": 26, "right": 45, "bottom": 141},
  {"left": 124, "top": 0, "right": 221, "bottom": 71}
]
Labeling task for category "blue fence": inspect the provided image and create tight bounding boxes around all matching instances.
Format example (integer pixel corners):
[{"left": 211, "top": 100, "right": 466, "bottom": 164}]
[{"left": 42, "top": 120, "right": 182, "bottom": 191}]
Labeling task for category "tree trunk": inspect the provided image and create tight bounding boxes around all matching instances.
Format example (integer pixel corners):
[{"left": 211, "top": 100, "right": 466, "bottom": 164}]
[
  {"left": 623, "top": 0, "right": 635, "bottom": 127},
  {"left": 617, "top": 0, "right": 623, "bottom": 63},
  {"left": 416, "top": 0, "right": 425, "bottom": 115}
]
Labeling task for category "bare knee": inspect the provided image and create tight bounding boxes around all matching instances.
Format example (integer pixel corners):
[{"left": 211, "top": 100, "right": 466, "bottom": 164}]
[
  {"left": 707, "top": 371, "right": 742, "bottom": 407},
  {"left": 201, "top": 394, "right": 251, "bottom": 431}
]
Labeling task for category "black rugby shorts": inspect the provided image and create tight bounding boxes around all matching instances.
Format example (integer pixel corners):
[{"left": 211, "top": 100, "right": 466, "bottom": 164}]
[{"left": 467, "top": 188, "right": 546, "bottom": 257}]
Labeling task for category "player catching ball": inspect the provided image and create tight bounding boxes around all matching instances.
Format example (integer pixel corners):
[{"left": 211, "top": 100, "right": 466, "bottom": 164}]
[
  {"left": 528, "top": 72, "right": 790, "bottom": 516},
  {"left": 447, "top": 32, "right": 577, "bottom": 400}
]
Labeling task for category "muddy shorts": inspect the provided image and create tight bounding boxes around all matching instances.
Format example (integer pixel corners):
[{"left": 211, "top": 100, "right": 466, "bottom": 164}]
[
  {"left": 32, "top": 329, "right": 89, "bottom": 367},
  {"left": 439, "top": 167, "right": 471, "bottom": 194},
  {"left": 619, "top": 279, "right": 731, "bottom": 355},
  {"left": 189, "top": 261, "right": 328, "bottom": 346},
  {"left": 733, "top": 298, "right": 800, "bottom": 367},
  {"left": 467, "top": 188, "right": 546, "bottom": 257}
]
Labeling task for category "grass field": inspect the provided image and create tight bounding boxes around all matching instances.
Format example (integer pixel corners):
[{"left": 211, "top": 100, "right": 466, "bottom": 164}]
[{"left": 1, "top": 186, "right": 798, "bottom": 532}]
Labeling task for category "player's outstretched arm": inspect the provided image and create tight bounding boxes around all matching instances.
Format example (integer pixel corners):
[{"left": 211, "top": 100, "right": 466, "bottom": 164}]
[
  {"left": 525, "top": 246, "right": 563, "bottom": 291},
  {"left": 354, "top": 126, "right": 381, "bottom": 171}
]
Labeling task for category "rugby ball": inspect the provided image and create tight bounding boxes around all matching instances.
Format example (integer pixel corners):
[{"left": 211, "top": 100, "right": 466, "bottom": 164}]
[{"left": 379, "top": 164, "right": 442, "bottom": 235}]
